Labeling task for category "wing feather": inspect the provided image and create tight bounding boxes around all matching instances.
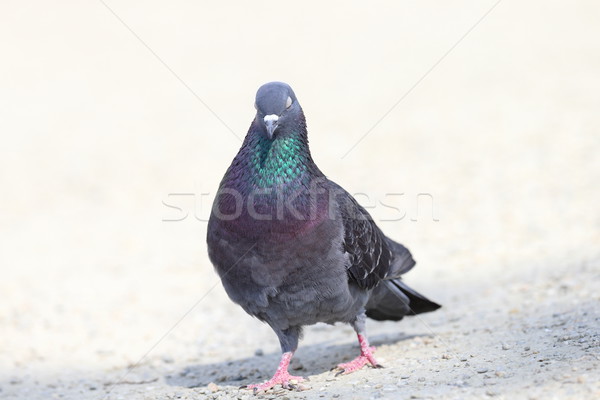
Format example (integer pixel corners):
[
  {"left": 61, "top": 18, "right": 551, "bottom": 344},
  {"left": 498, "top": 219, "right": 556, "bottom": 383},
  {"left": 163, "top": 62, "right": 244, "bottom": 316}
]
[{"left": 335, "top": 184, "right": 392, "bottom": 289}]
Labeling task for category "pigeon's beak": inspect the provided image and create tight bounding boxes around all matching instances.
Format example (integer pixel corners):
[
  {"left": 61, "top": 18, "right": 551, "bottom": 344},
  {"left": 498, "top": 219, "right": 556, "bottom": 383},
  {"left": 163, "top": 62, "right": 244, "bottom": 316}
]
[{"left": 264, "top": 114, "right": 279, "bottom": 139}]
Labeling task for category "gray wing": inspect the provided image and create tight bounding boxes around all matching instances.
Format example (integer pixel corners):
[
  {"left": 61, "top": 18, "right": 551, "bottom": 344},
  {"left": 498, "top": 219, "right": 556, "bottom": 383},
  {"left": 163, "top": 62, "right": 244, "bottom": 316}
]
[{"left": 332, "top": 182, "right": 393, "bottom": 290}]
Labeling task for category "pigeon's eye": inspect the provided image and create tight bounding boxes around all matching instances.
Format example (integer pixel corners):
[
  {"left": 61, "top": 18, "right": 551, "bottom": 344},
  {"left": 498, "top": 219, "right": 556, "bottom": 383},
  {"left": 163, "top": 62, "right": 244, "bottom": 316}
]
[{"left": 285, "top": 96, "right": 293, "bottom": 109}]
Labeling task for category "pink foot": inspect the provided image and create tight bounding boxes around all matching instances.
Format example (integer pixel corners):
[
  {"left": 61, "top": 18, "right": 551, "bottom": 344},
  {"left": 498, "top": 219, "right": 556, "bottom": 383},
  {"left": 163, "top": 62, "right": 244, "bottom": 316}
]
[
  {"left": 336, "top": 334, "right": 383, "bottom": 375},
  {"left": 245, "top": 371, "right": 305, "bottom": 392},
  {"left": 244, "top": 352, "right": 306, "bottom": 393}
]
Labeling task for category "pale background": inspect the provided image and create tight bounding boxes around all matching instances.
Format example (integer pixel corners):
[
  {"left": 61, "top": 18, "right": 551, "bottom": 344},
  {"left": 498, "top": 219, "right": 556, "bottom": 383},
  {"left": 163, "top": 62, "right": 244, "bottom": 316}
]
[{"left": 1, "top": 1, "right": 599, "bottom": 399}]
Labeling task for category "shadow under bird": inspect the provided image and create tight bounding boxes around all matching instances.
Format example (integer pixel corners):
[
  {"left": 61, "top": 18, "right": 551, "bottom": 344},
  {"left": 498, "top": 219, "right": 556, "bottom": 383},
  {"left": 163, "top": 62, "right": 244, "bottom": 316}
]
[{"left": 207, "top": 82, "right": 440, "bottom": 393}]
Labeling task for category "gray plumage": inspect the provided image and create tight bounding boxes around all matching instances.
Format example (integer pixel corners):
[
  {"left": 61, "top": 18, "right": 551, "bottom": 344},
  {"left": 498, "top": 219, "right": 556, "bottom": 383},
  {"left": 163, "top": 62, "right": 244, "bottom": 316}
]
[{"left": 206, "top": 82, "right": 440, "bottom": 390}]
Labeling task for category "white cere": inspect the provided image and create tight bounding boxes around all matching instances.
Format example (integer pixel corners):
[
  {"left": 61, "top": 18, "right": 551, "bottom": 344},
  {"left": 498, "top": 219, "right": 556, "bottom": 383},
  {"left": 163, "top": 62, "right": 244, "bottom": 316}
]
[
  {"left": 286, "top": 96, "right": 293, "bottom": 109},
  {"left": 264, "top": 114, "right": 279, "bottom": 122}
]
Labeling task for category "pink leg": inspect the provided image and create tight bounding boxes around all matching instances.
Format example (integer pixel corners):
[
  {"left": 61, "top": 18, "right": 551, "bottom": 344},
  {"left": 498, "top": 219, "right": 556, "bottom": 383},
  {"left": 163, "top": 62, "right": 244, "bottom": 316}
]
[
  {"left": 336, "top": 333, "right": 382, "bottom": 375},
  {"left": 244, "top": 352, "right": 305, "bottom": 393}
]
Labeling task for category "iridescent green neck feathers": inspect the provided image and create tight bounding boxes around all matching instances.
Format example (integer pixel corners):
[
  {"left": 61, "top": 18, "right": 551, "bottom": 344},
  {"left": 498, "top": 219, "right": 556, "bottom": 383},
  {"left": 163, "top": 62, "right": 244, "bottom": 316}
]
[{"left": 249, "top": 134, "right": 310, "bottom": 188}]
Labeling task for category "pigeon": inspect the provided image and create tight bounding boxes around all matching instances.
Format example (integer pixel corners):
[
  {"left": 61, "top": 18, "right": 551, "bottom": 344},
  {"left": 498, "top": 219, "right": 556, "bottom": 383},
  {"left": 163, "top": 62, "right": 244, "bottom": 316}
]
[{"left": 207, "top": 82, "right": 440, "bottom": 393}]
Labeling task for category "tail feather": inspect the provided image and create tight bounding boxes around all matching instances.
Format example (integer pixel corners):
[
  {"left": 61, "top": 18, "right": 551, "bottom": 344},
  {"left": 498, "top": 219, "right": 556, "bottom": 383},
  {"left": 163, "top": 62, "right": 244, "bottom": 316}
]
[
  {"left": 365, "top": 279, "right": 441, "bottom": 321},
  {"left": 365, "top": 238, "right": 441, "bottom": 321},
  {"left": 390, "top": 279, "right": 441, "bottom": 315}
]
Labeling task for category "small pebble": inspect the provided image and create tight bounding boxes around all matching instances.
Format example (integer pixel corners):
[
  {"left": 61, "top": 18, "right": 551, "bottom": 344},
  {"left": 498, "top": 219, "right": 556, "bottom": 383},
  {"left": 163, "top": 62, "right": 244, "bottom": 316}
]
[
  {"left": 477, "top": 368, "right": 489, "bottom": 374},
  {"left": 501, "top": 343, "right": 511, "bottom": 350},
  {"left": 254, "top": 349, "right": 264, "bottom": 357},
  {"left": 207, "top": 382, "right": 219, "bottom": 393}
]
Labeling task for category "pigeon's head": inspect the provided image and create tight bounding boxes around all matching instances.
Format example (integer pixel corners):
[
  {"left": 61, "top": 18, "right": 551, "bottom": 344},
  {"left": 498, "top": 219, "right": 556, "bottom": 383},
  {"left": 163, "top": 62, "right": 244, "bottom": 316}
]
[{"left": 254, "top": 82, "right": 300, "bottom": 139}]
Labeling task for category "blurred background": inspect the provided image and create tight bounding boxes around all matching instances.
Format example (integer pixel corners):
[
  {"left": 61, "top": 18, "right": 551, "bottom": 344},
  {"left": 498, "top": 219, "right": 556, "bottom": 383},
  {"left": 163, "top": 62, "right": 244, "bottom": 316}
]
[{"left": 1, "top": 1, "right": 598, "bottom": 399}]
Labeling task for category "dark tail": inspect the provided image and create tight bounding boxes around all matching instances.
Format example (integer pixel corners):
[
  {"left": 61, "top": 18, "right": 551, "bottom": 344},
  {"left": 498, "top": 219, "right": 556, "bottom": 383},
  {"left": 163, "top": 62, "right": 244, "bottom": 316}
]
[
  {"left": 365, "top": 238, "right": 441, "bottom": 321},
  {"left": 365, "top": 279, "right": 441, "bottom": 321},
  {"left": 391, "top": 279, "right": 441, "bottom": 315}
]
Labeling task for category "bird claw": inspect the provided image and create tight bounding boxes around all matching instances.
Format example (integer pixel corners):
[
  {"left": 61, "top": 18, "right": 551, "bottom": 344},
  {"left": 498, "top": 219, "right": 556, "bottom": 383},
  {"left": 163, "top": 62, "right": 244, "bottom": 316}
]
[
  {"left": 332, "top": 363, "right": 384, "bottom": 376},
  {"left": 244, "top": 374, "right": 306, "bottom": 394},
  {"left": 334, "top": 345, "right": 382, "bottom": 375}
]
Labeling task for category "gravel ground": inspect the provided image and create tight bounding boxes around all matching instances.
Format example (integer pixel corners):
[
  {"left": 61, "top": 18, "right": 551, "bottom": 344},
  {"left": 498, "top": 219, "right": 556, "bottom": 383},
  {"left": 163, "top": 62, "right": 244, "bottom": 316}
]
[{"left": 1, "top": 2, "right": 599, "bottom": 400}]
